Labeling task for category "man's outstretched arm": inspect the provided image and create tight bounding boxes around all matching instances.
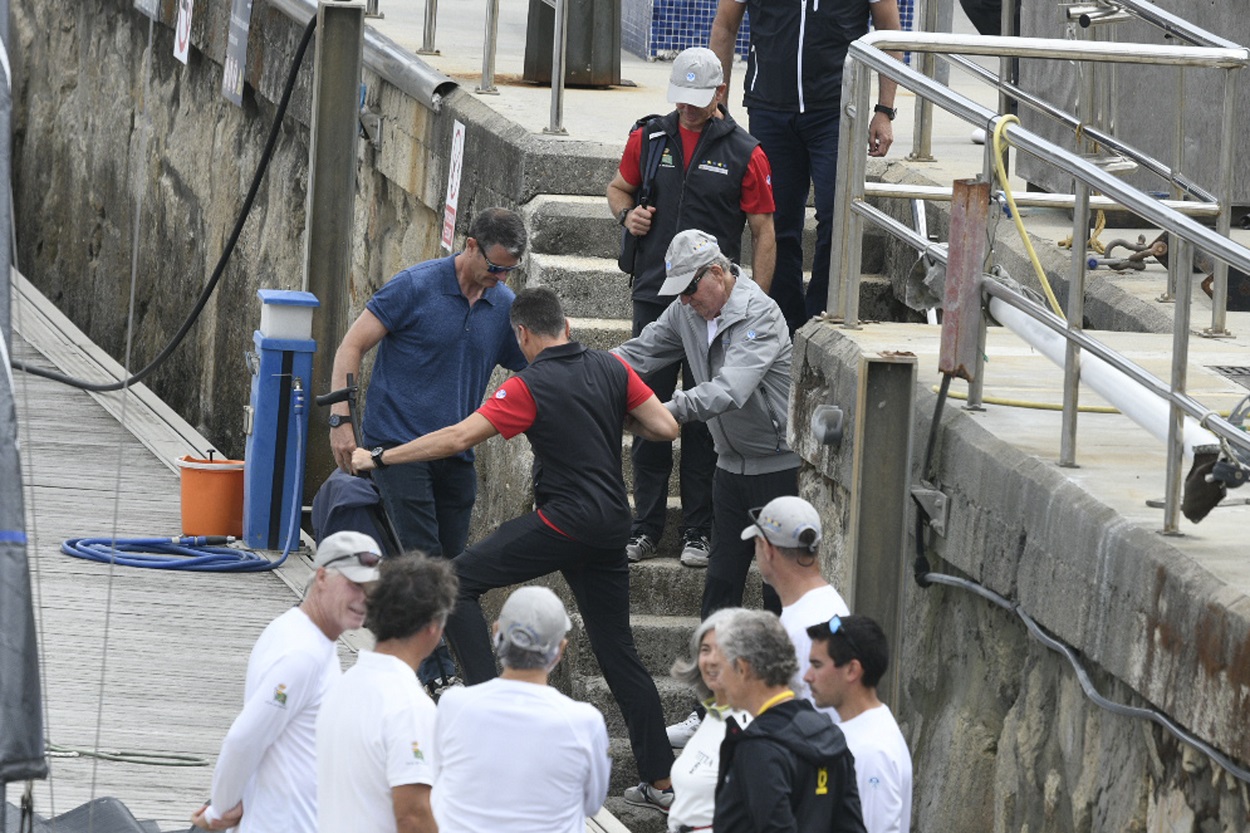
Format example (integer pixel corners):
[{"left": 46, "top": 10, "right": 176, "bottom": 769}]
[{"left": 351, "top": 413, "right": 499, "bottom": 472}]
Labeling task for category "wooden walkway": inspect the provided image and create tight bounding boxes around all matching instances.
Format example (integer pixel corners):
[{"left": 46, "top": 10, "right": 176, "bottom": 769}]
[{"left": 10, "top": 274, "right": 329, "bottom": 830}]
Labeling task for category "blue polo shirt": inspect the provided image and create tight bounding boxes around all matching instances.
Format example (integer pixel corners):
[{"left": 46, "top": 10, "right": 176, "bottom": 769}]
[{"left": 362, "top": 255, "right": 526, "bottom": 461}]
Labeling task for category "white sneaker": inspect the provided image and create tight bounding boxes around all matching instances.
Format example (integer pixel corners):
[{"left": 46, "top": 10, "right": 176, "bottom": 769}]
[
  {"left": 666, "top": 710, "right": 702, "bottom": 748},
  {"left": 679, "top": 532, "right": 710, "bottom": 568},
  {"left": 626, "top": 534, "right": 658, "bottom": 562},
  {"left": 622, "top": 782, "right": 674, "bottom": 813}
]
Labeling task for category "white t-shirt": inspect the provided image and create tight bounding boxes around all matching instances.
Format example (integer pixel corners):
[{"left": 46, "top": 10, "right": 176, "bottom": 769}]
[
  {"left": 838, "top": 704, "right": 913, "bottom": 833},
  {"left": 780, "top": 583, "right": 850, "bottom": 722},
  {"left": 667, "top": 703, "right": 752, "bottom": 833},
  {"left": 316, "top": 650, "right": 437, "bottom": 833},
  {"left": 432, "top": 677, "right": 610, "bottom": 833},
  {"left": 208, "top": 606, "right": 339, "bottom": 833}
]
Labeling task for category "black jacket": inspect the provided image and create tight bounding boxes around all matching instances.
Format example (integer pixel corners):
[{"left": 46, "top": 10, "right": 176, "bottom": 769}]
[
  {"left": 629, "top": 109, "right": 759, "bottom": 302},
  {"left": 715, "top": 698, "right": 866, "bottom": 833}
]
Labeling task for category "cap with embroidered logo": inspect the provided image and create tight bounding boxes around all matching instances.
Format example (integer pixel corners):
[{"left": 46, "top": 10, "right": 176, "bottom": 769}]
[
  {"left": 660, "top": 229, "right": 723, "bottom": 296},
  {"left": 667, "top": 47, "right": 724, "bottom": 108},
  {"left": 496, "top": 586, "right": 572, "bottom": 660},
  {"left": 313, "top": 530, "right": 383, "bottom": 584}
]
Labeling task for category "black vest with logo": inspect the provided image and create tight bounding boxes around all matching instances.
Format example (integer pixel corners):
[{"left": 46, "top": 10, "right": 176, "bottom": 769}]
[
  {"left": 631, "top": 109, "right": 760, "bottom": 302},
  {"left": 519, "top": 342, "right": 632, "bottom": 547}
]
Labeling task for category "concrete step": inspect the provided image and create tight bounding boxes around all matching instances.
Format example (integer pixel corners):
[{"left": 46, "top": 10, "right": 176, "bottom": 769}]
[
  {"left": 602, "top": 796, "right": 668, "bottom": 833},
  {"left": 524, "top": 194, "right": 621, "bottom": 261},
  {"left": 527, "top": 252, "right": 632, "bottom": 320},
  {"left": 627, "top": 554, "right": 764, "bottom": 615},
  {"left": 575, "top": 674, "right": 696, "bottom": 739},
  {"left": 574, "top": 612, "right": 701, "bottom": 678},
  {"left": 569, "top": 316, "right": 632, "bottom": 351}
]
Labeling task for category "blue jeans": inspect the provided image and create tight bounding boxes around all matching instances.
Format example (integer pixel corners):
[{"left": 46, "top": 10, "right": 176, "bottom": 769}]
[
  {"left": 747, "top": 106, "right": 841, "bottom": 332},
  {"left": 372, "top": 457, "right": 476, "bottom": 683}
]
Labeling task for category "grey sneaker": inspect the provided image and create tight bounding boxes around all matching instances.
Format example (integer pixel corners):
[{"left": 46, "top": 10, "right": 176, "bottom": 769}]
[
  {"left": 623, "top": 782, "right": 674, "bottom": 813},
  {"left": 626, "top": 533, "right": 659, "bottom": 562},
  {"left": 679, "top": 531, "right": 710, "bottom": 568},
  {"left": 666, "top": 709, "right": 702, "bottom": 748}
]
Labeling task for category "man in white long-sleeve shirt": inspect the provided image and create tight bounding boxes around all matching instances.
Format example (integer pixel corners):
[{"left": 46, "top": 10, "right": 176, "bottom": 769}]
[{"left": 190, "top": 531, "right": 382, "bottom": 832}]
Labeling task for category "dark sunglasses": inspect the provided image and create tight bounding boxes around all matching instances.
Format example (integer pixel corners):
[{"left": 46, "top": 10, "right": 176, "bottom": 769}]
[
  {"left": 482, "top": 249, "right": 521, "bottom": 275},
  {"left": 680, "top": 265, "right": 711, "bottom": 297},
  {"left": 325, "top": 551, "right": 383, "bottom": 569},
  {"left": 827, "top": 615, "right": 863, "bottom": 665}
]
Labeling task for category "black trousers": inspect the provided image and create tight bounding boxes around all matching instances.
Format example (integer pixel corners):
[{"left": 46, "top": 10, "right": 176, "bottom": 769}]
[
  {"left": 444, "top": 511, "right": 674, "bottom": 783},
  {"left": 630, "top": 299, "right": 716, "bottom": 540},
  {"left": 699, "top": 466, "right": 798, "bottom": 619}
]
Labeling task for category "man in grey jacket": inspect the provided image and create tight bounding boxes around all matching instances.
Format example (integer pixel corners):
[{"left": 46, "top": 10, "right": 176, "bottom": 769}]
[{"left": 615, "top": 229, "right": 798, "bottom": 621}]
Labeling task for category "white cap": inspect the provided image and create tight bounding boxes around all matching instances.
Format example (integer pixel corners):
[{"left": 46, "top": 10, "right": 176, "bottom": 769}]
[
  {"left": 497, "top": 586, "right": 572, "bottom": 659},
  {"left": 667, "top": 48, "right": 724, "bottom": 108},
  {"left": 740, "top": 496, "right": 822, "bottom": 552},
  {"left": 659, "top": 229, "right": 723, "bottom": 296},
  {"left": 313, "top": 530, "right": 383, "bottom": 583}
]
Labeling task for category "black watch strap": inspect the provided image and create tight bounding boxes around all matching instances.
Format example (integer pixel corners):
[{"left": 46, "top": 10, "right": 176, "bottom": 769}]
[
  {"left": 328, "top": 413, "right": 352, "bottom": 428},
  {"left": 371, "top": 447, "right": 388, "bottom": 469},
  {"left": 874, "top": 103, "right": 897, "bottom": 121}
]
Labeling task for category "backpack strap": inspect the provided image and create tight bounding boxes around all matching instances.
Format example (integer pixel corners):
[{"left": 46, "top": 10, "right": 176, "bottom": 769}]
[{"left": 632, "top": 114, "right": 668, "bottom": 208}]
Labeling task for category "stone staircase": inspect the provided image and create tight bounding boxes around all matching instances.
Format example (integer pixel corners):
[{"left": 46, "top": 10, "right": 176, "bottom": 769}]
[{"left": 514, "top": 192, "right": 894, "bottom": 832}]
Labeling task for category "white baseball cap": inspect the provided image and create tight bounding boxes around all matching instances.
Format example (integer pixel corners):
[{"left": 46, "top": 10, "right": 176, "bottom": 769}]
[{"left": 668, "top": 47, "right": 724, "bottom": 108}]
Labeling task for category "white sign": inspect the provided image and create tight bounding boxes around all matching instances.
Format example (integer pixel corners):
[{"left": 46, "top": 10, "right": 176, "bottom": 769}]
[
  {"left": 174, "top": 0, "right": 195, "bottom": 65},
  {"left": 441, "top": 121, "right": 466, "bottom": 252}
]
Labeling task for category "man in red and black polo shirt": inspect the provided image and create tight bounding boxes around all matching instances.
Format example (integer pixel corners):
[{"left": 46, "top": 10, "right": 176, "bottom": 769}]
[{"left": 352, "top": 287, "right": 681, "bottom": 806}]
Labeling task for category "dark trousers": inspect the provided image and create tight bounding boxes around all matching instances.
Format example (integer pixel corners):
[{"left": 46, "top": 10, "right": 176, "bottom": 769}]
[
  {"left": 444, "top": 512, "right": 674, "bottom": 783},
  {"left": 699, "top": 466, "right": 797, "bottom": 619},
  {"left": 747, "top": 106, "right": 841, "bottom": 333},
  {"left": 373, "top": 457, "right": 476, "bottom": 684},
  {"left": 630, "top": 299, "right": 716, "bottom": 540}
]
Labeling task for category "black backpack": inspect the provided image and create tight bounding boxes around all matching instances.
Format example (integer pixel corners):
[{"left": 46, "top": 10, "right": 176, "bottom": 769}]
[{"left": 618, "top": 114, "right": 668, "bottom": 276}]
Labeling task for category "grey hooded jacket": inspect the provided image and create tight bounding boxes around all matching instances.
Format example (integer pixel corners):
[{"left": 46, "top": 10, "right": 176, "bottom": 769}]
[{"left": 614, "top": 268, "right": 800, "bottom": 476}]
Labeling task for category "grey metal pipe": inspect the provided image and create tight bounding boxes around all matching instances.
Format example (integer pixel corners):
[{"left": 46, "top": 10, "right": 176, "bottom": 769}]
[
  {"left": 1060, "top": 180, "right": 1090, "bottom": 468},
  {"left": 544, "top": 0, "right": 569, "bottom": 134},
  {"left": 864, "top": 181, "right": 1219, "bottom": 216},
  {"left": 838, "top": 64, "right": 873, "bottom": 327},
  {"left": 477, "top": 0, "right": 500, "bottom": 94},
  {"left": 908, "top": 0, "right": 939, "bottom": 162},
  {"left": 859, "top": 31, "right": 1248, "bottom": 68},
  {"left": 1208, "top": 68, "right": 1238, "bottom": 334},
  {"left": 1113, "top": 0, "right": 1243, "bottom": 49},
  {"left": 1162, "top": 237, "right": 1195, "bottom": 533},
  {"left": 271, "top": 0, "right": 458, "bottom": 111},
  {"left": 419, "top": 0, "right": 439, "bottom": 54}
]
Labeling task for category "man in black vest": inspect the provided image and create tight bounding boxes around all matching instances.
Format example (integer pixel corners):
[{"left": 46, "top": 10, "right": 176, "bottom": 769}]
[
  {"left": 606, "top": 46, "right": 776, "bottom": 570},
  {"left": 710, "top": 0, "right": 901, "bottom": 333},
  {"left": 352, "top": 287, "right": 681, "bottom": 808}
]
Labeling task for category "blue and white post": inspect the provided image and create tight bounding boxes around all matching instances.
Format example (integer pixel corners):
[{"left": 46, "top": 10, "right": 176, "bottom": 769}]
[{"left": 244, "top": 289, "right": 320, "bottom": 551}]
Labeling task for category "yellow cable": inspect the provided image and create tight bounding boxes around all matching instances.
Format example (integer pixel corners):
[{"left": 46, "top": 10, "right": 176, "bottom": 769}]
[
  {"left": 936, "top": 385, "right": 1119, "bottom": 413},
  {"left": 991, "top": 115, "right": 1065, "bottom": 319}
]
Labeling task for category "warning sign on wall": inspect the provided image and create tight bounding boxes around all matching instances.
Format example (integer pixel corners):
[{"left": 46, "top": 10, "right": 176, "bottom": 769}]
[
  {"left": 174, "top": 0, "right": 195, "bottom": 65},
  {"left": 441, "top": 121, "right": 466, "bottom": 252}
]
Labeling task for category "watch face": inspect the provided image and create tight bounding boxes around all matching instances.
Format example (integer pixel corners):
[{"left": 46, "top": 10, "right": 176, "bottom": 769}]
[{"left": 328, "top": 414, "right": 346, "bottom": 427}]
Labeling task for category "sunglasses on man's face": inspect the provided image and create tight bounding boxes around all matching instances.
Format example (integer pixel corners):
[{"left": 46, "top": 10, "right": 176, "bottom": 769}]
[
  {"left": 827, "top": 615, "right": 863, "bottom": 666},
  {"left": 482, "top": 249, "right": 521, "bottom": 275},
  {"left": 325, "top": 551, "right": 383, "bottom": 569},
  {"left": 680, "top": 265, "right": 712, "bottom": 297}
]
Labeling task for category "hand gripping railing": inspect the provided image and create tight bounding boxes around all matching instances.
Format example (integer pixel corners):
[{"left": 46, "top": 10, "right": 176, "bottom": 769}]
[{"left": 830, "top": 30, "right": 1250, "bottom": 533}]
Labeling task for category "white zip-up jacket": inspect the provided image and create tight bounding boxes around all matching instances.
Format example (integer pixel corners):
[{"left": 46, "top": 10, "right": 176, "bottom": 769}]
[{"left": 614, "top": 269, "right": 800, "bottom": 476}]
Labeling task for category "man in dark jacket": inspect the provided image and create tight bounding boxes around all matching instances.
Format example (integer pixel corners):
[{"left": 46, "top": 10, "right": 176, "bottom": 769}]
[
  {"left": 713, "top": 609, "right": 866, "bottom": 833},
  {"left": 606, "top": 46, "right": 775, "bottom": 570}
]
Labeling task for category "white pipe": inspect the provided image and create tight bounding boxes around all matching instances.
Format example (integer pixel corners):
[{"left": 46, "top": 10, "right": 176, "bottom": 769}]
[{"left": 988, "top": 297, "right": 1218, "bottom": 461}]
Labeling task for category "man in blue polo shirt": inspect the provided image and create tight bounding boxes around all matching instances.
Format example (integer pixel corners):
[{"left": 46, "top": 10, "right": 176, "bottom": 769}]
[{"left": 329, "top": 207, "right": 528, "bottom": 695}]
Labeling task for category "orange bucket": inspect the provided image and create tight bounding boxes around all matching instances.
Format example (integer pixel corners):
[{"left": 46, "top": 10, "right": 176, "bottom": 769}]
[{"left": 176, "top": 455, "right": 245, "bottom": 537}]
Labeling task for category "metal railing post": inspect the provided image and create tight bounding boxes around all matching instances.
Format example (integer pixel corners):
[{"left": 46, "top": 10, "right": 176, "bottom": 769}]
[
  {"left": 829, "top": 58, "right": 861, "bottom": 320},
  {"left": 477, "top": 0, "right": 500, "bottom": 94},
  {"left": 908, "top": 0, "right": 938, "bottom": 162},
  {"left": 1162, "top": 236, "right": 1194, "bottom": 534},
  {"left": 1060, "top": 179, "right": 1089, "bottom": 467},
  {"left": 418, "top": 0, "right": 440, "bottom": 54},
  {"left": 1207, "top": 67, "right": 1238, "bottom": 336},
  {"left": 544, "top": 0, "right": 570, "bottom": 134},
  {"left": 840, "top": 64, "right": 873, "bottom": 328}
]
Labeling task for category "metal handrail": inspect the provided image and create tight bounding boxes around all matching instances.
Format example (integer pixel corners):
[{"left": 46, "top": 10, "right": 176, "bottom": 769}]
[
  {"left": 479, "top": 0, "right": 570, "bottom": 134},
  {"left": 831, "top": 30, "right": 1250, "bottom": 533}
]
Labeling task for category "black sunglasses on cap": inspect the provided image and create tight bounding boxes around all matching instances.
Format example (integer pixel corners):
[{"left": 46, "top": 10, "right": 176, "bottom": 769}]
[{"left": 324, "top": 551, "right": 383, "bottom": 569}]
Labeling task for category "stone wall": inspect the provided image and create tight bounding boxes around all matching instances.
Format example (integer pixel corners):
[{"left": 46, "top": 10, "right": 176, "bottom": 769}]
[{"left": 793, "top": 322, "right": 1250, "bottom": 832}]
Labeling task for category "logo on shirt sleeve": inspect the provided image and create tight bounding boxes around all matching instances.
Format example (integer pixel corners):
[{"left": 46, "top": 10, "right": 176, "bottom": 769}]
[
  {"left": 271, "top": 684, "right": 288, "bottom": 708},
  {"left": 495, "top": 389, "right": 507, "bottom": 399},
  {"left": 411, "top": 742, "right": 426, "bottom": 761}
]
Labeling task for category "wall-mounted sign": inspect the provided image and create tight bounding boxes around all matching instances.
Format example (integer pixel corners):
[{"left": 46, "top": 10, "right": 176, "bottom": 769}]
[
  {"left": 174, "top": 0, "right": 195, "bottom": 65},
  {"left": 222, "top": 0, "right": 254, "bottom": 107},
  {"left": 441, "top": 120, "right": 466, "bottom": 252}
]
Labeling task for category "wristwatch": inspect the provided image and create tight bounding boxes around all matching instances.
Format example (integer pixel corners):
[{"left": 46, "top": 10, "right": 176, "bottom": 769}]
[
  {"left": 328, "top": 413, "right": 351, "bottom": 428},
  {"left": 370, "top": 447, "right": 388, "bottom": 469},
  {"left": 617, "top": 207, "right": 630, "bottom": 226},
  {"left": 873, "top": 103, "right": 897, "bottom": 121}
]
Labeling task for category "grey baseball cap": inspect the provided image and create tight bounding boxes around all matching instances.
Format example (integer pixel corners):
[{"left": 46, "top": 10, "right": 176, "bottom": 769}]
[
  {"left": 668, "top": 47, "right": 724, "bottom": 107},
  {"left": 313, "top": 530, "right": 383, "bottom": 584},
  {"left": 740, "top": 496, "right": 823, "bottom": 552},
  {"left": 497, "top": 586, "right": 572, "bottom": 659},
  {"left": 659, "top": 229, "right": 723, "bottom": 296}
]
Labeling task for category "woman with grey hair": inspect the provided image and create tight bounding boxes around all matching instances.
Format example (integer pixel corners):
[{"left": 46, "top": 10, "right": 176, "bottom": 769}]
[{"left": 631, "top": 608, "right": 754, "bottom": 826}]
